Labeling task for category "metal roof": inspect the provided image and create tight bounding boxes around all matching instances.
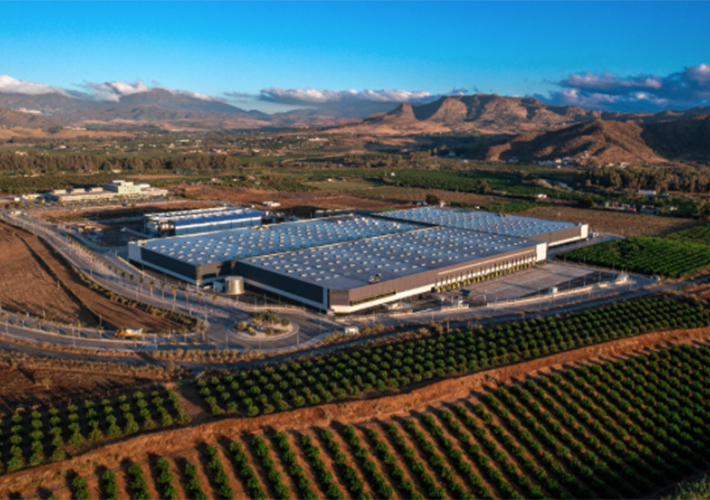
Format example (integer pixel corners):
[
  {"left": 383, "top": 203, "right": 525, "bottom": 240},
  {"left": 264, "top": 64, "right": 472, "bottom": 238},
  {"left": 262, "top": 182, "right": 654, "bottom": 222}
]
[
  {"left": 383, "top": 206, "right": 578, "bottom": 238},
  {"left": 145, "top": 206, "right": 264, "bottom": 227},
  {"left": 243, "top": 226, "right": 538, "bottom": 290},
  {"left": 141, "top": 215, "right": 422, "bottom": 266}
]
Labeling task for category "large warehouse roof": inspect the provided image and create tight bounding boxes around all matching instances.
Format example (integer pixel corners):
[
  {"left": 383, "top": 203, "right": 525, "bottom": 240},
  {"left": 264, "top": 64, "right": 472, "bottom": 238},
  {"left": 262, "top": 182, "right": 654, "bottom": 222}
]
[
  {"left": 140, "top": 215, "right": 421, "bottom": 266},
  {"left": 383, "top": 206, "right": 578, "bottom": 239},
  {"left": 243, "top": 227, "right": 539, "bottom": 290}
]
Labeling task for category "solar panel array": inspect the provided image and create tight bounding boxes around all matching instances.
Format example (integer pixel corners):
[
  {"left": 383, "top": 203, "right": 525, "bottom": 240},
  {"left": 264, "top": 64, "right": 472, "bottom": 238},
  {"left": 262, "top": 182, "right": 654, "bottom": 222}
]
[
  {"left": 141, "top": 216, "right": 422, "bottom": 265},
  {"left": 384, "top": 206, "right": 577, "bottom": 238},
  {"left": 244, "top": 227, "right": 537, "bottom": 289}
]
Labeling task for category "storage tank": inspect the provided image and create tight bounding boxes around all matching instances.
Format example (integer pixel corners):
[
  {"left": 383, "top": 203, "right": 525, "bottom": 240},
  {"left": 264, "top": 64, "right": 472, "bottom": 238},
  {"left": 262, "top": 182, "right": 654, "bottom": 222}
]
[{"left": 224, "top": 276, "right": 244, "bottom": 295}]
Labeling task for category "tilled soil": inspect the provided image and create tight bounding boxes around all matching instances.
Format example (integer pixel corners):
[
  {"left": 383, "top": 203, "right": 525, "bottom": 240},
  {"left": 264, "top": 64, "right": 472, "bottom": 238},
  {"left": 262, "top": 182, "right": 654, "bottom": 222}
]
[{"left": 520, "top": 205, "right": 700, "bottom": 237}]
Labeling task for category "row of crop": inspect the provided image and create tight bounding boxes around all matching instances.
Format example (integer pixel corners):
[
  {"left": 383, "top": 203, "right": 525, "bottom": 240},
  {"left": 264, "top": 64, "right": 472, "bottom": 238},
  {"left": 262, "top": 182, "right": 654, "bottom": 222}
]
[
  {"left": 339, "top": 425, "right": 395, "bottom": 499},
  {"left": 0, "top": 388, "right": 189, "bottom": 475},
  {"left": 227, "top": 441, "right": 267, "bottom": 500},
  {"left": 383, "top": 422, "right": 447, "bottom": 499},
  {"left": 363, "top": 428, "right": 423, "bottom": 499},
  {"left": 317, "top": 429, "right": 369, "bottom": 499},
  {"left": 300, "top": 434, "right": 345, "bottom": 500},
  {"left": 204, "top": 445, "right": 234, "bottom": 500},
  {"left": 197, "top": 296, "right": 710, "bottom": 417},
  {"left": 473, "top": 344, "right": 710, "bottom": 499},
  {"left": 272, "top": 432, "right": 318, "bottom": 500},
  {"left": 250, "top": 436, "right": 291, "bottom": 499}
]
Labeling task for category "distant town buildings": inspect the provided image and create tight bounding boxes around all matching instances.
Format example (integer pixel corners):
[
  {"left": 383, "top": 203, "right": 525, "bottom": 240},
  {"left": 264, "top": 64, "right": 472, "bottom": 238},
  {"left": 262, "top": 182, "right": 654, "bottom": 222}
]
[{"left": 46, "top": 180, "right": 168, "bottom": 203}]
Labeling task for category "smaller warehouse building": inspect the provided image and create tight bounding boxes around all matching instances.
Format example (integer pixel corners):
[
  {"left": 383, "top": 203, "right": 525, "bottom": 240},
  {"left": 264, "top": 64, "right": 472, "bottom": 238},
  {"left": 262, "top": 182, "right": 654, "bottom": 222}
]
[
  {"left": 381, "top": 206, "right": 589, "bottom": 246},
  {"left": 144, "top": 206, "right": 265, "bottom": 237}
]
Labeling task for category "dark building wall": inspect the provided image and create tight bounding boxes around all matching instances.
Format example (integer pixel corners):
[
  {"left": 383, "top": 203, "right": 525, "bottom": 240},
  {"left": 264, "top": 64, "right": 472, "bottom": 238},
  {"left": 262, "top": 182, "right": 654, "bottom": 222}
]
[
  {"left": 140, "top": 247, "right": 199, "bottom": 281},
  {"left": 236, "top": 262, "right": 326, "bottom": 305}
]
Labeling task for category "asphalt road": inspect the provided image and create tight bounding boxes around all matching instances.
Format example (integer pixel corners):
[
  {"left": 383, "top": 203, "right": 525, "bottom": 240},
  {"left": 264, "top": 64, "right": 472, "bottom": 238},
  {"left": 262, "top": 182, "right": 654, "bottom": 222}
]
[{"left": 0, "top": 208, "right": 690, "bottom": 366}]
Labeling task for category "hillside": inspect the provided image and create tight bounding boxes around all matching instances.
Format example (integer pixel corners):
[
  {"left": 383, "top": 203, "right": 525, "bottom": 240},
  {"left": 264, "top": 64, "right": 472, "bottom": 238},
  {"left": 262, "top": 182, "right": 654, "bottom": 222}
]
[
  {"left": 342, "top": 94, "right": 618, "bottom": 135},
  {"left": 485, "top": 115, "right": 710, "bottom": 164},
  {"left": 0, "top": 106, "right": 58, "bottom": 128}
]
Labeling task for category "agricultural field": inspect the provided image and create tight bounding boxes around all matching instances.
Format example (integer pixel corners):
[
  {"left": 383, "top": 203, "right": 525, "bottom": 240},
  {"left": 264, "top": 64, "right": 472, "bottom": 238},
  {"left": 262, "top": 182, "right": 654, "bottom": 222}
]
[
  {"left": 0, "top": 220, "right": 185, "bottom": 332},
  {"left": 194, "top": 296, "right": 709, "bottom": 418},
  {"left": 5, "top": 344, "right": 710, "bottom": 499},
  {"left": 0, "top": 386, "right": 189, "bottom": 478},
  {"left": 520, "top": 206, "right": 701, "bottom": 238},
  {"left": 177, "top": 184, "right": 411, "bottom": 214},
  {"left": 0, "top": 360, "right": 159, "bottom": 411},
  {"left": 562, "top": 237, "right": 710, "bottom": 278},
  {"left": 666, "top": 223, "right": 710, "bottom": 245}
]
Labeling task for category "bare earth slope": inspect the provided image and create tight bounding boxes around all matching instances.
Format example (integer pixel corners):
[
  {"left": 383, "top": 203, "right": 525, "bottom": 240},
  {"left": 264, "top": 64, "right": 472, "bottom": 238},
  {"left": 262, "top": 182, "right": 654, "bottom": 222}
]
[{"left": 485, "top": 115, "right": 710, "bottom": 164}]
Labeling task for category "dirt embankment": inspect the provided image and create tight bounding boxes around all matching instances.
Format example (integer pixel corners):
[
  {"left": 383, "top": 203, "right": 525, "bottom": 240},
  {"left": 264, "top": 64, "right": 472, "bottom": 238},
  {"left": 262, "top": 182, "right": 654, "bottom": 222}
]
[
  {"left": 0, "top": 220, "right": 182, "bottom": 331},
  {"left": 4, "top": 324, "right": 710, "bottom": 497}
]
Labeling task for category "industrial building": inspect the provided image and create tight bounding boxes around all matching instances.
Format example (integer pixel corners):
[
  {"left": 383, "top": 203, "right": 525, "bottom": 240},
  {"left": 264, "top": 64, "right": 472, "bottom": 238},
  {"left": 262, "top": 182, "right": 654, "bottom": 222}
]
[
  {"left": 381, "top": 206, "right": 589, "bottom": 246},
  {"left": 46, "top": 180, "right": 168, "bottom": 203},
  {"left": 128, "top": 207, "right": 589, "bottom": 313},
  {"left": 238, "top": 227, "right": 544, "bottom": 313},
  {"left": 143, "top": 206, "right": 265, "bottom": 237},
  {"left": 128, "top": 216, "right": 421, "bottom": 285}
]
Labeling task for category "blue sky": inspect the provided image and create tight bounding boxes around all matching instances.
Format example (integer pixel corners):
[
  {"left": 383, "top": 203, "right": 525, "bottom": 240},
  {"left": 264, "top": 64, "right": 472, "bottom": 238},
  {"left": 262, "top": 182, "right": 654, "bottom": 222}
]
[{"left": 1, "top": 2, "right": 709, "bottom": 112}]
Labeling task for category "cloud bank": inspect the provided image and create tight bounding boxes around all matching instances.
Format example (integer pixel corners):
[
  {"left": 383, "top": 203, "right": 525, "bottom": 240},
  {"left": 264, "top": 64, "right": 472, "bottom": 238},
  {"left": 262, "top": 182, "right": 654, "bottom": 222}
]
[
  {"left": 258, "top": 87, "right": 437, "bottom": 106},
  {"left": 540, "top": 63, "right": 710, "bottom": 112},
  {"left": 0, "top": 75, "right": 70, "bottom": 96}
]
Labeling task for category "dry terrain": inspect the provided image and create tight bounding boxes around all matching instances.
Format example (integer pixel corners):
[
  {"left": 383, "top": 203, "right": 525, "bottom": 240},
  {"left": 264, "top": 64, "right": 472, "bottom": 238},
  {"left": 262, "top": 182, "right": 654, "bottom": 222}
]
[
  {"left": 0, "top": 222, "right": 92, "bottom": 324},
  {"left": 179, "top": 185, "right": 412, "bottom": 214},
  {"left": 519, "top": 205, "right": 700, "bottom": 237},
  {"left": 0, "top": 361, "right": 156, "bottom": 410},
  {"left": 0, "top": 221, "right": 182, "bottom": 332},
  {"left": 352, "top": 185, "right": 514, "bottom": 207}
]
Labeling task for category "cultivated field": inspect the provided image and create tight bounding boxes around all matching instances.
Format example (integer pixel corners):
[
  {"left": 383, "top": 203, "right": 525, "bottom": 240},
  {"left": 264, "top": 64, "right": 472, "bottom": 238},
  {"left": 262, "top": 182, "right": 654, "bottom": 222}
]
[
  {"left": 519, "top": 206, "right": 700, "bottom": 237},
  {"left": 0, "top": 361, "right": 158, "bottom": 410},
  {"left": 4, "top": 343, "right": 710, "bottom": 500},
  {"left": 177, "top": 185, "right": 411, "bottom": 214},
  {"left": 0, "top": 221, "right": 183, "bottom": 332}
]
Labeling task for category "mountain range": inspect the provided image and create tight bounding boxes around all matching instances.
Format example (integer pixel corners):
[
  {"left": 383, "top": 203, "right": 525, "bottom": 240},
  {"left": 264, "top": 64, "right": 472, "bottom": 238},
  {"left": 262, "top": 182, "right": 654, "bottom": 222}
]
[{"left": 1, "top": 89, "right": 709, "bottom": 164}]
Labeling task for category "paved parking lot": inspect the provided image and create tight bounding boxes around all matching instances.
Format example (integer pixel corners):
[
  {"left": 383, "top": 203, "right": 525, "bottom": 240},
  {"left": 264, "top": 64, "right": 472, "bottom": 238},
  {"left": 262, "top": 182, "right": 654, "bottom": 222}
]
[{"left": 436, "top": 262, "right": 617, "bottom": 305}]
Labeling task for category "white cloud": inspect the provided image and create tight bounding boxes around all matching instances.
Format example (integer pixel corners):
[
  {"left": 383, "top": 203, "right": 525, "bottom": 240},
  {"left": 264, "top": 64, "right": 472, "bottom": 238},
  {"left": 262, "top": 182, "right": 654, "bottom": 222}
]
[
  {"left": 542, "top": 64, "right": 710, "bottom": 111},
  {"left": 259, "top": 87, "right": 436, "bottom": 105},
  {"left": 0, "top": 75, "right": 70, "bottom": 96},
  {"left": 82, "top": 80, "right": 152, "bottom": 101}
]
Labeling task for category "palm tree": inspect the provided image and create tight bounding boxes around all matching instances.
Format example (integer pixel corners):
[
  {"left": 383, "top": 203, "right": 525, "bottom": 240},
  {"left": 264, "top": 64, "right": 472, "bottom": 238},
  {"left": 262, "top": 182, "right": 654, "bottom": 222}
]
[
  {"left": 197, "top": 322, "right": 206, "bottom": 342},
  {"left": 197, "top": 291, "right": 204, "bottom": 307},
  {"left": 149, "top": 280, "right": 155, "bottom": 299},
  {"left": 171, "top": 285, "right": 177, "bottom": 303}
]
